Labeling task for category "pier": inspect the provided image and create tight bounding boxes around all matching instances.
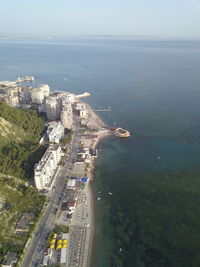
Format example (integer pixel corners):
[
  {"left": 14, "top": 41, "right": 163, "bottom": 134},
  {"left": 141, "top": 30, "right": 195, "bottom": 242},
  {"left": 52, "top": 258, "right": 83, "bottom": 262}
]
[{"left": 93, "top": 106, "right": 111, "bottom": 112}]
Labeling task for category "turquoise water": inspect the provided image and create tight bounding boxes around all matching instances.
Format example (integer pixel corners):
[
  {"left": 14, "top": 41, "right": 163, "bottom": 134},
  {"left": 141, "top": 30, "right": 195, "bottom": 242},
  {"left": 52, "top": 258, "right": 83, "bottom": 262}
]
[{"left": 1, "top": 38, "right": 200, "bottom": 266}]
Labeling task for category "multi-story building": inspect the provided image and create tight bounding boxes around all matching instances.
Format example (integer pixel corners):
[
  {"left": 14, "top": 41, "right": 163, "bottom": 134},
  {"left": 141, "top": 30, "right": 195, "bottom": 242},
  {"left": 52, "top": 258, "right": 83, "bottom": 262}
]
[
  {"left": 60, "top": 96, "right": 73, "bottom": 129},
  {"left": 75, "top": 103, "right": 85, "bottom": 110},
  {"left": 45, "top": 96, "right": 61, "bottom": 121},
  {"left": 20, "top": 86, "right": 33, "bottom": 103},
  {"left": 64, "top": 93, "right": 76, "bottom": 103},
  {"left": 8, "top": 95, "right": 20, "bottom": 107},
  {"left": 45, "top": 91, "right": 67, "bottom": 121},
  {"left": 31, "top": 88, "right": 43, "bottom": 104},
  {"left": 75, "top": 102, "right": 87, "bottom": 118},
  {"left": 34, "top": 144, "right": 61, "bottom": 190},
  {"left": 0, "top": 86, "right": 21, "bottom": 107},
  {"left": 31, "top": 84, "right": 50, "bottom": 104},
  {"left": 47, "top": 121, "right": 64, "bottom": 143}
]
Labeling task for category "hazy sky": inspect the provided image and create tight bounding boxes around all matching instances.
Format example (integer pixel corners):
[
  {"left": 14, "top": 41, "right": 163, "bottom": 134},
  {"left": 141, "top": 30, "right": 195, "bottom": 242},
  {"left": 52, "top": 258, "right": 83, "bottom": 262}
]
[{"left": 0, "top": 0, "right": 200, "bottom": 38}]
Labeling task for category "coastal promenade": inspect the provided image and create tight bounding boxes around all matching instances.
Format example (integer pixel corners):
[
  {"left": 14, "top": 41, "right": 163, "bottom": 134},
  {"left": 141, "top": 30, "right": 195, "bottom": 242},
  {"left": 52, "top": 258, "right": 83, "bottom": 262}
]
[{"left": 66, "top": 103, "right": 111, "bottom": 267}]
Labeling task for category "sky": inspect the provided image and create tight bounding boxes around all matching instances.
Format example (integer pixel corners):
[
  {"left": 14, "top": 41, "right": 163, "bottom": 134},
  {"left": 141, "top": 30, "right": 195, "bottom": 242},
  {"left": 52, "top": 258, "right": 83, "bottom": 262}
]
[{"left": 0, "top": 0, "right": 200, "bottom": 38}]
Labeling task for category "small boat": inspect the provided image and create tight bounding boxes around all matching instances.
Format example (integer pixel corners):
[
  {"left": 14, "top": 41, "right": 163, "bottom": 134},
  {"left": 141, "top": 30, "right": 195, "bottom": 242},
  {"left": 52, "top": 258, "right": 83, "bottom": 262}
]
[
  {"left": 157, "top": 156, "right": 160, "bottom": 160},
  {"left": 98, "top": 191, "right": 101, "bottom": 194},
  {"left": 97, "top": 197, "right": 101, "bottom": 201},
  {"left": 108, "top": 192, "right": 113, "bottom": 195},
  {"left": 119, "top": 248, "right": 122, "bottom": 252}
]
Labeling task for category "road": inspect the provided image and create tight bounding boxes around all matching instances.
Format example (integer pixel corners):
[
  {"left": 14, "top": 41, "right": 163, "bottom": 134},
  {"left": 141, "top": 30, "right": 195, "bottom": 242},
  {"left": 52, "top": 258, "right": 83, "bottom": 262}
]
[{"left": 21, "top": 119, "right": 80, "bottom": 267}]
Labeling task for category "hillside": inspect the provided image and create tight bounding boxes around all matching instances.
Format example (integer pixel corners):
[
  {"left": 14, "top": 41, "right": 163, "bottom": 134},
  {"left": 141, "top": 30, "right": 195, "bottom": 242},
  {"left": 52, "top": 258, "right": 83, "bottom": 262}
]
[
  {"left": 0, "top": 102, "right": 47, "bottom": 179},
  {"left": 0, "top": 102, "right": 45, "bottom": 145},
  {"left": 0, "top": 174, "right": 45, "bottom": 263},
  {"left": 0, "top": 103, "right": 47, "bottom": 263},
  {"left": 0, "top": 117, "right": 27, "bottom": 146}
]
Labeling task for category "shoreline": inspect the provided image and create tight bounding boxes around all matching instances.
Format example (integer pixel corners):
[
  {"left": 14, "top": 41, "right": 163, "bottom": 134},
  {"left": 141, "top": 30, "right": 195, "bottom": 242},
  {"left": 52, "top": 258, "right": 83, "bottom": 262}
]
[{"left": 82, "top": 101, "right": 112, "bottom": 267}]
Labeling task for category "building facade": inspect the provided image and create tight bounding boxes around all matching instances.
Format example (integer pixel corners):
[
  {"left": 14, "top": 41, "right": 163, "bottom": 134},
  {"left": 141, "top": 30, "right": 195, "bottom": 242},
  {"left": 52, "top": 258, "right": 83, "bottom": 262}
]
[
  {"left": 60, "top": 96, "right": 73, "bottom": 129},
  {"left": 45, "top": 96, "right": 62, "bottom": 121},
  {"left": 31, "top": 84, "right": 50, "bottom": 104},
  {"left": 47, "top": 121, "right": 64, "bottom": 143},
  {"left": 34, "top": 144, "right": 61, "bottom": 190}
]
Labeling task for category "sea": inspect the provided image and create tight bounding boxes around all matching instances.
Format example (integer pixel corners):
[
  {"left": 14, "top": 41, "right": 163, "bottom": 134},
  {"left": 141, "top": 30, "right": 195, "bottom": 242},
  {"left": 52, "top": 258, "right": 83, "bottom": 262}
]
[{"left": 1, "top": 37, "right": 200, "bottom": 266}]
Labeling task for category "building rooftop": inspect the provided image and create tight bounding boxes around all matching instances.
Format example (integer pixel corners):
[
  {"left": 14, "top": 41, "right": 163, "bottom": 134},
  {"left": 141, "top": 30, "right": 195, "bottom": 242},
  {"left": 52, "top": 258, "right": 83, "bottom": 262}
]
[
  {"left": 67, "top": 179, "right": 76, "bottom": 188},
  {"left": 35, "top": 144, "right": 60, "bottom": 171},
  {"left": 2, "top": 251, "right": 17, "bottom": 266},
  {"left": 67, "top": 201, "right": 75, "bottom": 207},
  {"left": 15, "top": 212, "right": 34, "bottom": 233}
]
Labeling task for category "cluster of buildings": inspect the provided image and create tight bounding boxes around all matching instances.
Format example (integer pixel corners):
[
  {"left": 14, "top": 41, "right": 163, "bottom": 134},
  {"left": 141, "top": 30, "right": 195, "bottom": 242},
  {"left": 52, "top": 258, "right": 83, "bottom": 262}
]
[
  {"left": 0, "top": 77, "right": 92, "bottom": 193},
  {"left": 33, "top": 93, "right": 90, "bottom": 191},
  {"left": 0, "top": 77, "right": 75, "bottom": 131},
  {"left": 0, "top": 77, "right": 49, "bottom": 108},
  {"left": 0, "top": 80, "right": 22, "bottom": 107},
  {"left": 42, "top": 91, "right": 74, "bottom": 124},
  {"left": 76, "top": 147, "right": 98, "bottom": 165},
  {"left": 33, "top": 93, "right": 75, "bottom": 190},
  {"left": 42, "top": 177, "right": 88, "bottom": 266}
]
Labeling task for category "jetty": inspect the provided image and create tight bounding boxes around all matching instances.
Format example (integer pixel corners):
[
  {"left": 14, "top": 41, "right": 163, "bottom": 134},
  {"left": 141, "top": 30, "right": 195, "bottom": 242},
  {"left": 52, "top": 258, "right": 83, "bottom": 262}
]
[
  {"left": 111, "top": 127, "right": 131, "bottom": 138},
  {"left": 93, "top": 106, "right": 111, "bottom": 112}
]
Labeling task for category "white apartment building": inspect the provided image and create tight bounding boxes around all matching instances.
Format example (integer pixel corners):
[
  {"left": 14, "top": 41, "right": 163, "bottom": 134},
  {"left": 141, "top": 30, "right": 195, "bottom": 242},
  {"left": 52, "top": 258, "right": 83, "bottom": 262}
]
[
  {"left": 75, "top": 103, "right": 85, "bottom": 110},
  {"left": 75, "top": 102, "right": 87, "bottom": 118},
  {"left": 31, "top": 84, "right": 50, "bottom": 104},
  {"left": 45, "top": 96, "right": 61, "bottom": 121},
  {"left": 34, "top": 144, "right": 61, "bottom": 190},
  {"left": 8, "top": 95, "right": 20, "bottom": 107},
  {"left": 60, "top": 96, "right": 73, "bottom": 129},
  {"left": 39, "top": 84, "right": 50, "bottom": 98},
  {"left": 0, "top": 86, "right": 21, "bottom": 107},
  {"left": 65, "top": 93, "right": 76, "bottom": 103},
  {"left": 47, "top": 121, "right": 64, "bottom": 143}
]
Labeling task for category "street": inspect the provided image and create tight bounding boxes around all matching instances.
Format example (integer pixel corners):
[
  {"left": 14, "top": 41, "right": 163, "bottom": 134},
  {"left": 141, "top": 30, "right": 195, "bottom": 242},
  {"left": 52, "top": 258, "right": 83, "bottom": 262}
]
[{"left": 21, "top": 120, "right": 80, "bottom": 267}]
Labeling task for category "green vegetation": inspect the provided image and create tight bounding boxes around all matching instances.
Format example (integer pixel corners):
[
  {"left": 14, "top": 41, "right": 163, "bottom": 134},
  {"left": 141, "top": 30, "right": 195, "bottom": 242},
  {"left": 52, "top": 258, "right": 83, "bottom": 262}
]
[
  {"left": 0, "top": 102, "right": 47, "bottom": 262},
  {"left": 46, "top": 225, "right": 69, "bottom": 246},
  {"left": 108, "top": 171, "right": 200, "bottom": 267},
  {"left": 53, "top": 224, "right": 69, "bottom": 234},
  {"left": 0, "top": 174, "right": 45, "bottom": 262},
  {"left": 0, "top": 102, "right": 45, "bottom": 142},
  {"left": 0, "top": 102, "right": 46, "bottom": 179},
  {"left": 60, "top": 129, "right": 73, "bottom": 144}
]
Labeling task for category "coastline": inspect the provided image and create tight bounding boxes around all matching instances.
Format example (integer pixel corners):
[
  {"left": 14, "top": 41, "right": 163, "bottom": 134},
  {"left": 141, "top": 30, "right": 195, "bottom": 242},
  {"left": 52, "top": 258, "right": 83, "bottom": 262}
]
[{"left": 82, "top": 101, "right": 111, "bottom": 267}]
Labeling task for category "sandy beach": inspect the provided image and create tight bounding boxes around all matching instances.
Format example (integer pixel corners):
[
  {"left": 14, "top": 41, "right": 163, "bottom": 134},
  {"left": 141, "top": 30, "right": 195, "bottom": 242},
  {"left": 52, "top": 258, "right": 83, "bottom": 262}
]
[{"left": 81, "top": 101, "right": 111, "bottom": 267}]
